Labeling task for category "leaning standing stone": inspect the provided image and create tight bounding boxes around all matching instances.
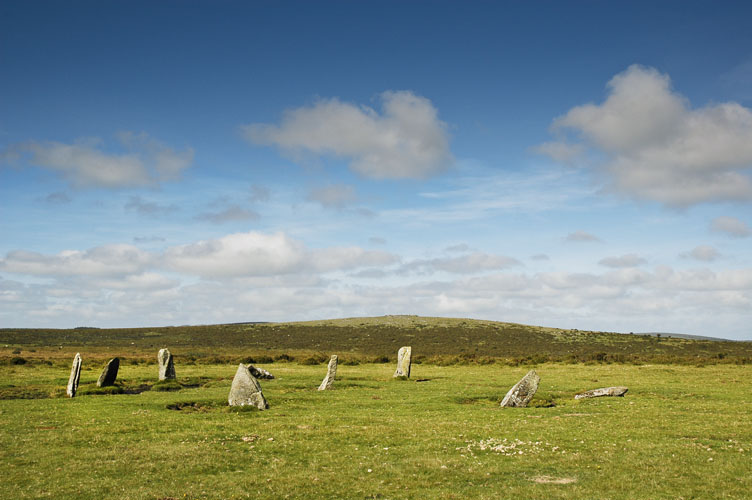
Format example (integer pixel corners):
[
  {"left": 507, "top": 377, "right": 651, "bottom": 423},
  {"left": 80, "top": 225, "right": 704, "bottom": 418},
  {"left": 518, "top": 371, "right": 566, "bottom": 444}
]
[
  {"left": 248, "top": 365, "right": 275, "bottom": 380},
  {"left": 158, "top": 348, "right": 176, "bottom": 381},
  {"left": 318, "top": 355, "right": 338, "bottom": 391},
  {"left": 228, "top": 363, "right": 269, "bottom": 409},
  {"left": 393, "top": 346, "right": 412, "bottom": 378},
  {"left": 96, "top": 357, "right": 120, "bottom": 387},
  {"left": 66, "top": 353, "right": 82, "bottom": 397},
  {"left": 500, "top": 369, "right": 540, "bottom": 408},
  {"left": 575, "top": 386, "right": 628, "bottom": 399}
]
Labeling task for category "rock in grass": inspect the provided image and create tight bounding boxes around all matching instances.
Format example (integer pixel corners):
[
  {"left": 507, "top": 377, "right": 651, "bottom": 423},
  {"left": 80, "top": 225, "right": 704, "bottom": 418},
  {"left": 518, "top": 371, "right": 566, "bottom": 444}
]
[
  {"left": 96, "top": 357, "right": 120, "bottom": 387},
  {"left": 500, "top": 369, "right": 540, "bottom": 408},
  {"left": 318, "top": 355, "right": 338, "bottom": 391},
  {"left": 66, "top": 353, "right": 82, "bottom": 397},
  {"left": 228, "top": 363, "right": 269, "bottom": 409},
  {"left": 393, "top": 346, "right": 412, "bottom": 378},
  {"left": 158, "top": 348, "right": 176, "bottom": 381},
  {"left": 575, "top": 386, "right": 628, "bottom": 399},
  {"left": 248, "top": 365, "right": 274, "bottom": 380}
]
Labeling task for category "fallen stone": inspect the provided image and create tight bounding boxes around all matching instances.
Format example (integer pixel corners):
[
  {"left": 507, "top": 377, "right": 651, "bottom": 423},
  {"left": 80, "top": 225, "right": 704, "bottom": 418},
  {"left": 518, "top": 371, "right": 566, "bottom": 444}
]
[
  {"left": 393, "top": 346, "right": 412, "bottom": 378},
  {"left": 574, "top": 386, "right": 628, "bottom": 399},
  {"left": 66, "top": 353, "right": 82, "bottom": 397},
  {"left": 228, "top": 363, "right": 269, "bottom": 409},
  {"left": 158, "top": 348, "right": 176, "bottom": 381},
  {"left": 248, "top": 365, "right": 275, "bottom": 380},
  {"left": 318, "top": 355, "right": 338, "bottom": 391},
  {"left": 97, "top": 357, "right": 120, "bottom": 387},
  {"left": 500, "top": 369, "right": 540, "bottom": 408}
]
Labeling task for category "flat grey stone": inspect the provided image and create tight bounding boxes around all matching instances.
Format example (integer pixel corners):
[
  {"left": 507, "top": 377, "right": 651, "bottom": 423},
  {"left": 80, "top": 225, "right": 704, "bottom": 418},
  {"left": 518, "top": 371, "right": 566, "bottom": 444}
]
[
  {"left": 393, "top": 346, "right": 412, "bottom": 378},
  {"left": 500, "top": 369, "right": 540, "bottom": 408},
  {"left": 66, "top": 353, "right": 82, "bottom": 397},
  {"left": 96, "top": 358, "right": 120, "bottom": 387},
  {"left": 318, "top": 355, "right": 338, "bottom": 391},
  {"left": 575, "top": 386, "right": 628, "bottom": 399},
  {"left": 228, "top": 363, "right": 269, "bottom": 409},
  {"left": 158, "top": 348, "right": 176, "bottom": 381},
  {"left": 248, "top": 365, "right": 274, "bottom": 380}
]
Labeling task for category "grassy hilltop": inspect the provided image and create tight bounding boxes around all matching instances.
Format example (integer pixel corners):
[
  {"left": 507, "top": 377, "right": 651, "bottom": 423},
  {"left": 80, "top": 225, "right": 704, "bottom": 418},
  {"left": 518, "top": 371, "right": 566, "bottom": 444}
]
[{"left": 2, "top": 315, "right": 750, "bottom": 366}]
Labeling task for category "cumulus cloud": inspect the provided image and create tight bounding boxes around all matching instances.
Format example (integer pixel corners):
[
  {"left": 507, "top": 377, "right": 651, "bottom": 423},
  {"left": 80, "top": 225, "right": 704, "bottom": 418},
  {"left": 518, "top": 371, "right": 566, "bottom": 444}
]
[
  {"left": 0, "top": 245, "right": 153, "bottom": 277},
  {"left": 195, "top": 206, "right": 260, "bottom": 224},
  {"left": 682, "top": 245, "right": 721, "bottom": 262},
  {"left": 565, "top": 230, "right": 601, "bottom": 242},
  {"left": 598, "top": 253, "right": 647, "bottom": 268},
  {"left": 307, "top": 184, "right": 358, "bottom": 209},
  {"left": 164, "top": 231, "right": 398, "bottom": 278},
  {"left": 539, "top": 65, "right": 752, "bottom": 207},
  {"left": 3, "top": 133, "right": 193, "bottom": 188},
  {"left": 710, "top": 216, "right": 751, "bottom": 238},
  {"left": 242, "top": 91, "right": 453, "bottom": 179}
]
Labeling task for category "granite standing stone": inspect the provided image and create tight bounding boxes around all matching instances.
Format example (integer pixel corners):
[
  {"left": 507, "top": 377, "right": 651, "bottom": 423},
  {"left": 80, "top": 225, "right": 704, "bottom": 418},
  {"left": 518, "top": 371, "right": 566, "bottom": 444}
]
[
  {"left": 228, "top": 363, "right": 269, "bottom": 409},
  {"left": 500, "top": 369, "right": 540, "bottom": 408},
  {"left": 318, "top": 355, "right": 338, "bottom": 391},
  {"left": 248, "top": 365, "right": 275, "bottom": 380},
  {"left": 96, "top": 357, "right": 120, "bottom": 387},
  {"left": 66, "top": 353, "right": 82, "bottom": 397},
  {"left": 393, "top": 346, "right": 412, "bottom": 378},
  {"left": 158, "top": 348, "right": 176, "bottom": 381},
  {"left": 574, "top": 386, "right": 628, "bottom": 399}
]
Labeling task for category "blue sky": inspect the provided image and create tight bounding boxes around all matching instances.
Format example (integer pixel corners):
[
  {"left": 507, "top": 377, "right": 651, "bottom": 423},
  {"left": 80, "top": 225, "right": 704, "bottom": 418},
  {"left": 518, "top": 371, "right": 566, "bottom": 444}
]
[{"left": 2, "top": 1, "right": 752, "bottom": 339}]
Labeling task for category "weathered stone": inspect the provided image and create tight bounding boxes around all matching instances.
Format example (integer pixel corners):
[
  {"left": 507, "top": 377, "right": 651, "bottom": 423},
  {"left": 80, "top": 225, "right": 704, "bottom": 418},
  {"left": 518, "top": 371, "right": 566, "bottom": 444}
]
[
  {"left": 96, "top": 357, "right": 120, "bottom": 387},
  {"left": 66, "top": 353, "right": 82, "bottom": 397},
  {"left": 158, "top": 348, "right": 176, "bottom": 381},
  {"left": 574, "top": 386, "right": 628, "bottom": 400},
  {"left": 228, "top": 363, "right": 269, "bottom": 409},
  {"left": 393, "top": 346, "right": 412, "bottom": 378},
  {"left": 248, "top": 365, "right": 274, "bottom": 380},
  {"left": 500, "top": 369, "right": 540, "bottom": 408},
  {"left": 318, "top": 355, "right": 338, "bottom": 391}
]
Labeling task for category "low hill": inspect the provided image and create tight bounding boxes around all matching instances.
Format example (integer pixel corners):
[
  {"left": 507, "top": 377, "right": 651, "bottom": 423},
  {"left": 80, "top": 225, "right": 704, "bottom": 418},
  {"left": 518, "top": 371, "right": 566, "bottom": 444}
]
[{"left": 2, "top": 315, "right": 750, "bottom": 364}]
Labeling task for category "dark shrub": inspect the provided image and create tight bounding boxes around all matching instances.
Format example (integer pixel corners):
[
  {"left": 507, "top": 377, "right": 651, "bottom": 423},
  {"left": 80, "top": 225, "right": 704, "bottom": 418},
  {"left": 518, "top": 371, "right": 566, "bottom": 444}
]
[{"left": 11, "top": 357, "right": 27, "bottom": 365}]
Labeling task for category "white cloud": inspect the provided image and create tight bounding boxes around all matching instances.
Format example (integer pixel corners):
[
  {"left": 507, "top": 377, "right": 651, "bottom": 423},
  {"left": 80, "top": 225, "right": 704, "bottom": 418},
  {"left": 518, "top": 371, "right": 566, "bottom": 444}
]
[
  {"left": 0, "top": 245, "right": 153, "bottom": 277},
  {"left": 565, "top": 230, "right": 601, "bottom": 242},
  {"left": 539, "top": 65, "right": 752, "bottom": 207},
  {"left": 163, "top": 231, "right": 398, "bottom": 278},
  {"left": 682, "top": 245, "right": 721, "bottom": 262},
  {"left": 307, "top": 184, "right": 358, "bottom": 209},
  {"left": 710, "top": 216, "right": 751, "bottom": 238},
  {"left": 242, "top": 91, "right": 453, "bottom": 179},
  {"left": 598, "top": 253, "right": 647, "bottom": 268},
  {"left": 5, "top": 133, "right": 193, "bottom": 188}
]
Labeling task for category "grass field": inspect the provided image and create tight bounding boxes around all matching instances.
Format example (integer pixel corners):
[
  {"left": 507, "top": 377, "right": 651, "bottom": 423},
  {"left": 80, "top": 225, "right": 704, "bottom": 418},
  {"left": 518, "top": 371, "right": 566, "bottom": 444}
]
[{"left": 2, "top": 359, "right": 751, "bottom": 499}]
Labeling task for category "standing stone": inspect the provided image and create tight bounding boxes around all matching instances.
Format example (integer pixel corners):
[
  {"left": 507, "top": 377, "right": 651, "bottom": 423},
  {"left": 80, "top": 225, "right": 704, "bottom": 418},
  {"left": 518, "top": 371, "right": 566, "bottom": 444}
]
[
  {"left": 158, "top": 348, "right": 176, "bottom": 381},
  {"left": 248, "top": 365, "right": 275, "bottom": 380},
  {"left": 96, "top": 357, "right": 120, "bottom": 387},
  {"left": 500, "top": 369, "right": 540, "bottom": 408},
  {"left": 575, "top": 386, "right": 628, "bottom": 400},
  {"left": 318, "top": 355, "right": 338, "bottom": 391},
  {"left": 393, "top": 346, "right": 412, "bottom": 378},
  {"left": 66, "top": 353, "right": 82, "bottom": 397},
  {"left": 228, "top": 363, "right": 269, "bottom": 409}
]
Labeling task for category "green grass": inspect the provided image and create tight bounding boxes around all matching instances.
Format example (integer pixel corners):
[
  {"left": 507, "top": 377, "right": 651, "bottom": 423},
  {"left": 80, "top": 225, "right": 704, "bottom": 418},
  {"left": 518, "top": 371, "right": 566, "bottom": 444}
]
[{"left": 2, "top": 361, "right": 751, "bottom": 499}]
